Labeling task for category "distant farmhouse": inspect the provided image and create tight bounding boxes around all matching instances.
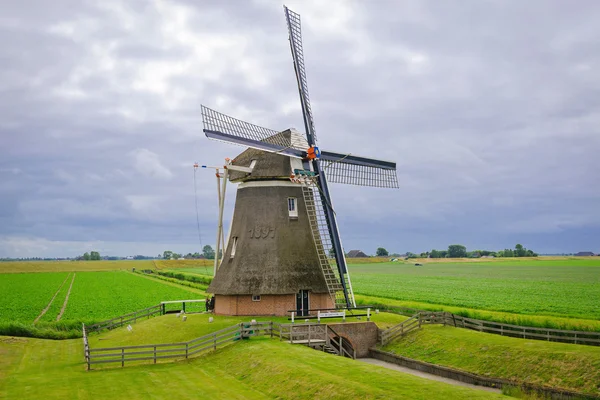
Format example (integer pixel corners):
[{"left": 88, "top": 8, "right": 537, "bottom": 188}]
[
  {"left": 574, "top": 251, "right": 596, "bottom": 256},
  {"left": 347, "top": 250, "right": 368, "bottom": 258}
]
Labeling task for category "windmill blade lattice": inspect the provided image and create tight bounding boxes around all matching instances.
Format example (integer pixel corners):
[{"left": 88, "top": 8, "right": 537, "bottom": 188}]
[
  {"left": 323, "top": 162, "right": 399, "bottom": 188},
  {"left": 285, "top": 6, "right": 317, "bottom": 146},
  {"left": 201, "top": 105, "right": 305, "bottom": 151}
]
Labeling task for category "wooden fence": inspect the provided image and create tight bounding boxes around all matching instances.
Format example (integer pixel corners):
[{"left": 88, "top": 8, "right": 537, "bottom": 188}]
[
  {"left": 380, "top": 311, "right": 600, "bottom": 346},
  {"left": 86, "top": 304, "right": 164, "bottom": 333},
  {"left": 84, "top": 321, "right": 274, "bottom": 370},
  {"left": 86, "top": 300, "right": 206, "bottom": 334}
]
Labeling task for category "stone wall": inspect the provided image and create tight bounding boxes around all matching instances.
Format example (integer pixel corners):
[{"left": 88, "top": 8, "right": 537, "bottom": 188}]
[{"left": 328, "top": 321, "right": 379, "bottom": 358}]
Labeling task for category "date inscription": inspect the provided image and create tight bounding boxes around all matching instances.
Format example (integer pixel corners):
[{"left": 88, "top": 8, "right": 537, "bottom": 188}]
[{"left": 249, "top": 226, "right": 276, "bottom": 239}]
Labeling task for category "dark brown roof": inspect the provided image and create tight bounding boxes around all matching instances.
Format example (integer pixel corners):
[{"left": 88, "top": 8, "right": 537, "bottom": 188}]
[
  {"left": 347, "top": 250, "right": 368, "bottom": 258},
  {"left": 207, "top": 184, "right": 332, "bottom": 295}
]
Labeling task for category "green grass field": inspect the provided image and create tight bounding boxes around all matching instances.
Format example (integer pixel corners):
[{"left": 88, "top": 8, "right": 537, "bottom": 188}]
[
  {"left": 1, "top": 271, "right": 202, "bottom": 324},
  {"left": 348, "top": 260, "right": 600, "bottom": 320},
  {"left": 381, "top": 324, "right": 600, "bottom": 396},
  {"left": 0, "top": 332, "right": 507, "bottom": 399}
]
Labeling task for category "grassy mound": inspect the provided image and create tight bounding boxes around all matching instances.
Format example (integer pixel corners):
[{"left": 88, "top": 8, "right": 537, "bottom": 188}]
[
  {"left": 89, "top": 312, "right": 408, "bottom": 347},
  {"left": 0, "top": 335, "right": 506, "bottom": 399},
  {"left": 381, "top": 324, "right": 600, "bottom": 396}
]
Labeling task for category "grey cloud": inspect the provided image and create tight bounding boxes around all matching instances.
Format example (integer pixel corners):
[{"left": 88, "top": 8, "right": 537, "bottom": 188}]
[{"left": 1, "top": 0, "right": 599, "bottom": 257}]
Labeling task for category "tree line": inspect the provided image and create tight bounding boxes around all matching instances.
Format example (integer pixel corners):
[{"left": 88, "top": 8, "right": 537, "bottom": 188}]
[
  {"left": 374, "top": 243, "right": 538, "bottom": 258},
  {"left": 161, "top": 246, "right": 222, "bottom": 260}
]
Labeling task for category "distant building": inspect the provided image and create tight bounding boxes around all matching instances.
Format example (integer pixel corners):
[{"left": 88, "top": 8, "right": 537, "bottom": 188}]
[
  {"left": 574, "top": 252, "right": 596, "bottom": 256},
  {"left": 347, "top": 250, "right": 368, "bottom": 258}
]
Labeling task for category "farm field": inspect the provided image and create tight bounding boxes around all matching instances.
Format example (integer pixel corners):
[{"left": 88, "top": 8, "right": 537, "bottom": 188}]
[
  {"left": 1, "top": 271, "right": 202, "bottom": 325},
  {"left": 0, "top": 335, "right": 506, "bottom": 399},
  {"left": 347, "top": 260, "right": 600, "bottom": 321},
  {"left": 381, "top": 324, "right": 600, "bottom": 396}
]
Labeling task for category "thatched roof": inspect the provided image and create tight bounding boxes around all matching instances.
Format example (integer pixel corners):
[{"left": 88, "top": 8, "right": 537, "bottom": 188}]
[{"left": 207, "top": 184, "right": 331, "bottom": 295}]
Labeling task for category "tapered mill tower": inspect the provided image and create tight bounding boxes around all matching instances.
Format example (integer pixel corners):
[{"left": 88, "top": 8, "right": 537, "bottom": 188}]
[
  {"left": 207, "top": 130, "right": 336, "bottom": 316},
  {"left": 202, "top": 6, "right": 399, "bottom": 317}
]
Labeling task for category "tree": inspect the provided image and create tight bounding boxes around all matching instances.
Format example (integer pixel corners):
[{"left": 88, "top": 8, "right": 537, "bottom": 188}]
[
  {"left": 376, "top": 247, "right": 389, "bottom": 257},
  {"left": 515, "top": 243, "right": 527, "bottom": 257},
  {"left": 83, "top": 252, "right": 90, "bottom": 261},
  {"left": 90, "top": 251, "right": 100, "bottom": 260},
  {"left": 203, "top": 245, "right": 215, "bottom": 260},
  {"left": 447, "top": 244, "right": 467, "bottom": 258},
  {"left": 163, "top": 250, "right": 173, "bottom": 260},
  {"left": 430, "top": 249, "right": 441, "bottom": 258}
]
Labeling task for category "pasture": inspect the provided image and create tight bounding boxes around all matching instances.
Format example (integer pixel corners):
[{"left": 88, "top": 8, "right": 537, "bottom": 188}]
[{"left": 347, "top": 259, "right": 600, "bottom": 321}]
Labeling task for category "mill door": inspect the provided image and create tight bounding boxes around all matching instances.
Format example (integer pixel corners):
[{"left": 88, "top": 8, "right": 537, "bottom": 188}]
[{"left": 296, "top": 290, "right": 309, "bottom": 316}]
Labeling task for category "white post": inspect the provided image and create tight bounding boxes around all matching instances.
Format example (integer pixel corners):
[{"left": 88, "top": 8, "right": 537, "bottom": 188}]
[
  {"left": 367, "top": 308, "right": 371, "bottom": 321},
  {"left": 343, "top": 310, "right": 346, "bottom": 322},
  {"left": 317, "top": 311, "right": 321, "bottom": 323},
  {"left": 214, "top": 166, "right": 229, "bottom": 275},
  {"left": 291, "top": 311, "right": 295, "bottom": 324},
  {"left": 213, "top": 169, "right": 221, "bottom": 275}
]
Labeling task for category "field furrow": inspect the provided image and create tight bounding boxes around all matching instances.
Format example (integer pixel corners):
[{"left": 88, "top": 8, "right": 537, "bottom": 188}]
[
  {"left": 56, "top": 273, "right": 76, "bottom": 321},
  {"left": 0, "top": 272, "right": 70, "bottom": 323}
]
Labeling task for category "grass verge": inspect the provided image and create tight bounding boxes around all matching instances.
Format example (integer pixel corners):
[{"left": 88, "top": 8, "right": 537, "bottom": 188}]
[
  {"left": 381, "top": 324, "right": 600, "bottom": 396},
  {"left": 357, "top": 294, "right": 600, "bottom": 332}
]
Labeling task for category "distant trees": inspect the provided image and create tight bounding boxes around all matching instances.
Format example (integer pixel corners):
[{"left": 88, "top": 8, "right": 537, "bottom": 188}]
[
  {"left": 447, "top": 244, "right": 467, "bottom": 258},
  {"left": 497, "top": 244, "right": 537, "bottom": 257},
  {"left": 80, "top": 251, "right": 100, "bottom": 261},
  {"left": 203, "top": 245, "right": 215, "bottom": 260},
  {"left": 376, "top": 247, "right": 389, "bottom": 257}
]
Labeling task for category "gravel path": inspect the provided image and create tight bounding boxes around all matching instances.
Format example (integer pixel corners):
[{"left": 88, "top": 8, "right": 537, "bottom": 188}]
[{"left": 358, "top": 358, "right": 501, "bottom": 394}]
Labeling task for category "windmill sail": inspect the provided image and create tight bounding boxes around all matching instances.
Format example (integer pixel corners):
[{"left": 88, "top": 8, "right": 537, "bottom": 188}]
[
  {"left": 201, "top": 106, "right": 399, "bottom": 189},
  {"left": 285, "top": 5, "right": 355, "bottom": 308}
]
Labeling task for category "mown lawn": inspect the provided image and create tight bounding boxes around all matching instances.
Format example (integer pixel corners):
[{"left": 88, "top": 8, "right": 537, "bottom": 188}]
[
  {"left": 381, "top": 324, "right": 600, "bottom": 396},
  {"left": 0, "top": 334, "right": 508, "bottom": 399}
]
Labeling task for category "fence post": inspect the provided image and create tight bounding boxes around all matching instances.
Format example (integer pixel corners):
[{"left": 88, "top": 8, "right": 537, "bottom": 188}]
[
  {"left": 367, "top": 308, "right": 371, "bottom": 322},
  {"left": 501, "top": 325, "right": 503, "bottom": 336},
  {"left": 339, "top": 336, "right": 343, "bottom": 356},
  {"left": 154, "top": 346, "right": 157, "bottom": 364},
  {"left": 213, "top": 332, "right": 217, "bottom": 350},
  {"left": 547, "top": 330, "right": 550, "bottom": 341},
  {"left": 291, "top": 312, "right": 295, "bottom": 324},
  {"left": 575, "top": 333, "right": 578, "bottom": 345},
  {"left": 121, "top": 348, "right": 125, "bottom": 367},
  {"left": 270, "top": 321, "right": 273, "bottom": 338},
  {"left": 418, "top": 313, "right": 422, "bottom": 329}
]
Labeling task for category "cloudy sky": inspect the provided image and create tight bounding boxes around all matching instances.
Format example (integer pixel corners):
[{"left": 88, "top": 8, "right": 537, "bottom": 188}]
[{"left": 1, "top": 0, "right": 599, "bottom": 258}]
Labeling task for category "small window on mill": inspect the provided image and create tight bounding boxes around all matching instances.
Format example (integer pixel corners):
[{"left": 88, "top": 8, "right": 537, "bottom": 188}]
[
  {"left": 252, "top": 295, "right": 261, "bottom": 302},
  {"left": 288, "top": 197, "right": 298, "bottom": 218},
  {"left": 230, "top": 237, "right": 238, "bottom": 258}
]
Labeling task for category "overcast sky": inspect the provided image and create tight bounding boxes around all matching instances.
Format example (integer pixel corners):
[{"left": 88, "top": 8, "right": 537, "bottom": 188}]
[{"left": 1, "top": 0, "right": 599, "bottom": 258}]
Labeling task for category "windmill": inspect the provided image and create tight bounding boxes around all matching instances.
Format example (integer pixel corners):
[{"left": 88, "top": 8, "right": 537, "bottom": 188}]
[{"left": 201, "top": 6, "right": 398, "bottom": 316}]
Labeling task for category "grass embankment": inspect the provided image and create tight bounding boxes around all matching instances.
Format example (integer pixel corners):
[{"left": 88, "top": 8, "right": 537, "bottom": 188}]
[
  {"left": 382, "top": 324, "right": 600, "bottom": 396},
  {"left": 89, "top": 312, "right": 408, "bottom": 348},
  {"left": 0, "top": 335, "right": 506, "bottom": 399},
  {"left": 356, "top": 294, "right": 600, "bottom": 332}
]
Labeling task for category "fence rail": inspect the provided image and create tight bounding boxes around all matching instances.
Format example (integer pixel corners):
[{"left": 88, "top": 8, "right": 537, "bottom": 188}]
[
  {"left": 86, "top": 304, "right": 164, "bottom": 333},
  {"left": 380, "top": 311, "right": 600, "bottom": 346},
  {"left": 84, "top": 321, "right": 274, "bottom": 370}
]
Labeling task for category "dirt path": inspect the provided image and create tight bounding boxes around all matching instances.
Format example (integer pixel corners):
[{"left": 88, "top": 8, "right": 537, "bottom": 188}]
[
  {"left": 33, "top": 272, "right": 72, "bottom": 324},
  {"left": 56, "top": 273, "right": 76, "bottom": 321},
  {"left": 358, "top": 358, "right": 502, "bottom": 394}
]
